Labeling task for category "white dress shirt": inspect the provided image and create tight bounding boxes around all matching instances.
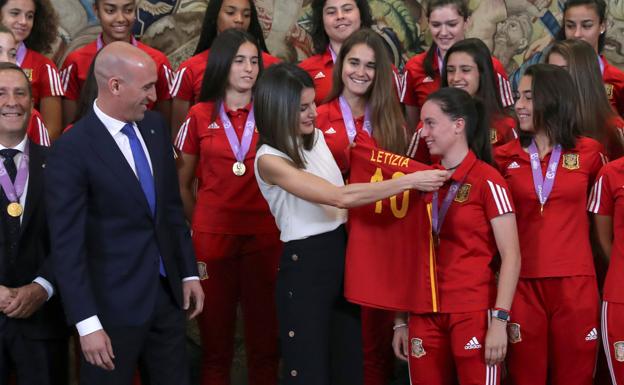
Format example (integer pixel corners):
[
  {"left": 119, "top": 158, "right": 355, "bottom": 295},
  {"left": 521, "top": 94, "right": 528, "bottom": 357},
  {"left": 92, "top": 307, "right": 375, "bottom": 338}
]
[
  {"left": 76, "top": 101, "right": 198, "bottom": 337},
  {"left": 0, "top": 136, "right": 54, "bottom": 300}
]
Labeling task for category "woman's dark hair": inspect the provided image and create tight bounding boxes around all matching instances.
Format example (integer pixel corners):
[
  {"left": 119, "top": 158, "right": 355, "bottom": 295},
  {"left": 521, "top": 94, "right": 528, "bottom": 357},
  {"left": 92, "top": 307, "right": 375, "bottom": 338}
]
[
  {"left": 194, "top": 0, "right": 268, "bottom": 55},
  {"left": 441, "top": 38, "right": 504, "bottom": 118},
  {"left": 0, "top": 0, "right": 59, "bottom": 54},
  {"left": 426, "top": 87, "right": 492, "bottom": 164},
  {"left": 546, "top": 39, "right": 623, "bottom": 157},
  {"left": 519, "top": 64, "right": 580, "bottom": 149},
  {"left": 254, "top": 63, "right": 315, "bottom": 169},
  {"left": 557, "top": 0, "right": 607, "bottom": 53},
  {"left": 198, "top": 29, "right": 263, "bottom": 109},
  {"left": 423, "top": 0, "right": 469, "bottom": 79},
  {"left": 74, "top": 55, "right": 98, "bottom": 123},
  {"left": 326, "top": 28, "right": 406, "bottom": 154},
  {"left": 309, "top": 0, "right": 374, "bottom": 55}
]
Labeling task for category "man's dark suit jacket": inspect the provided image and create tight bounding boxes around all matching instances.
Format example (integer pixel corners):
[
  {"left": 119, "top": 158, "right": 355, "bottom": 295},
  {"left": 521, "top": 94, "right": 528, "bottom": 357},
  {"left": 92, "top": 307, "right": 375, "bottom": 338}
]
[
  {"left": 44, "top": 110, "right": 198, "bottom": 327},
  {"left": 0, "top": 142, "right": 67, "bottom": 338}
]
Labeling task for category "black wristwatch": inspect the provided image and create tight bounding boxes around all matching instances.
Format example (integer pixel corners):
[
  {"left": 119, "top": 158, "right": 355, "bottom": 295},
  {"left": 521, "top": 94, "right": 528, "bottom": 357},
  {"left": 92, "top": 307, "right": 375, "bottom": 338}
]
[{"left": 491, "top": 309, "right": 510, "bottom": 322}]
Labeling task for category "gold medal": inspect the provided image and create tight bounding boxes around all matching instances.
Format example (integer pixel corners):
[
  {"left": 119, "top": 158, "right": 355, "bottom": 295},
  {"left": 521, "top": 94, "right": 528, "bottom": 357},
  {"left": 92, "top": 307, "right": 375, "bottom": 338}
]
[
  {"left": 7, "top": 202, "right": 22, "bottom": 217},
  {"left": 232, "top": 161, "right": 246, "bottom": 176}
]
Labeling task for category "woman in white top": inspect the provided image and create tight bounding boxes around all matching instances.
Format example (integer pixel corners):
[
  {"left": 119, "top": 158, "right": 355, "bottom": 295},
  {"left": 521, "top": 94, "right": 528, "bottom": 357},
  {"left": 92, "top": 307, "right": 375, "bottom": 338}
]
[{"left": 253, "top": 63, "right": 449, "bottom": 385}]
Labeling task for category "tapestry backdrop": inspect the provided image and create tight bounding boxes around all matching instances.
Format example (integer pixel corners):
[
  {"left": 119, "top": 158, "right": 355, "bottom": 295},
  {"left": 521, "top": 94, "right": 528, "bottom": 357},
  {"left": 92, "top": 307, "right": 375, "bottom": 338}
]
[{"left": 50, "top": 0, "right": 624, "bottom": 75}]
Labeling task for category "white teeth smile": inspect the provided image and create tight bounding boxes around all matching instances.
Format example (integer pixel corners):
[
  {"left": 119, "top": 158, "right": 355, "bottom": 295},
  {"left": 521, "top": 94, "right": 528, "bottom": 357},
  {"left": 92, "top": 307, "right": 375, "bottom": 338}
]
[
  {"left": 351, "top": 78, "right": 367, "bottom": 84},
  {"left": 1, "top": 113, "right": 21, "bottom": 117}
]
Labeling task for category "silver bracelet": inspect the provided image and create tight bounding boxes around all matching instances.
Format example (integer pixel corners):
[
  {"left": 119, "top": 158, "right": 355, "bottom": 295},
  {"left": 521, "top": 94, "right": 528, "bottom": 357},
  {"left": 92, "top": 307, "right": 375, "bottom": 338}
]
[{"left": 392, "top": 323, "right": 408, "bottom": 331}]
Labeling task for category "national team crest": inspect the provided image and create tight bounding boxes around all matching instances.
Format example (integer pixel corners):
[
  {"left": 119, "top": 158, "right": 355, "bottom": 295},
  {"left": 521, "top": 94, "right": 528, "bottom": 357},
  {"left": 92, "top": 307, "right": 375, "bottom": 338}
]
[
  {"left": 605, "top": 83, "right": 614, "bottom": 99},
  {"left": 454, "top": 183, "right": 471, "bottom": 203},
  {"left": 22, "top": 68, "right": 32, "bottom": 82},
  {"left": 490, "top": 129, "right": 498, "bottom": 144},
  {"left": 562, "top": 153, "right": 580, "bottom": 170},
  {"left": 615, "top": 341, "right": 624, "bottom": 362},
  {"left": 197, "top": 262, "right": 208, "bottom": 280},
  {"left": 508, "top": 323, "right": 522, "bottom": 344},
  {"left": 411, "top": 338, "right": 426, "bottom": 358}
]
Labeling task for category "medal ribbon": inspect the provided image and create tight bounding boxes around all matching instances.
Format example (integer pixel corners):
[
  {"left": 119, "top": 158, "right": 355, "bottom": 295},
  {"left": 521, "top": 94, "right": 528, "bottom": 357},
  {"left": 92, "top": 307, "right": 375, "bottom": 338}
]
[
  {"left": 219, "top": 103, "right": 255, "bottom": 163},
  {"left": 0, "top": 145, "right": 29, "bottom": 203},
  {"left": 338, "top": 95, "right": 372, "bottom": 143},
  {"left": 15, "top": 42, "right": 27, "bottom": 67},
  {"left": 96, "top": 35, "right": 138, "bottom": 51},
  {"left": 436, "top": 47, "right": 444, "bottom": 76},
  {"left": 432, "top": 180, "right": 462, "bottom": 239},
  {"left": 598, "top": 55, "right": 605, "bottom": 75},
  {"left": 329, "top": 44, "right": 337, "bottom": 63},
  {"left": 528, "top": 140, "right": 562, "bottom": 208}
]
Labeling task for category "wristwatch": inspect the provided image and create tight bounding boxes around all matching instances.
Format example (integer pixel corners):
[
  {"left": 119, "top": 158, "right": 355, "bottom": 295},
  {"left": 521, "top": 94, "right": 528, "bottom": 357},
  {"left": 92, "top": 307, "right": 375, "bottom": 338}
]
[{"left": 491, "top": 309, "right": 510, "bottom": 322}]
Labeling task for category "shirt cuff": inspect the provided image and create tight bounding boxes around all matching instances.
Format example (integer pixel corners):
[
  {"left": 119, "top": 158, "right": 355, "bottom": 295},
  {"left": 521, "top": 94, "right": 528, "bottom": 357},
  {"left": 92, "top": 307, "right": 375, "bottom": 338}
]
[
  {"left": 182, "top": 276, "right": 199, "bottom": 282},
  {"left": 76, "top": 316, "right": 103, "bottom": 337},
  {"left": 33, "top": 277, "right": 54, "bottom": 300}
]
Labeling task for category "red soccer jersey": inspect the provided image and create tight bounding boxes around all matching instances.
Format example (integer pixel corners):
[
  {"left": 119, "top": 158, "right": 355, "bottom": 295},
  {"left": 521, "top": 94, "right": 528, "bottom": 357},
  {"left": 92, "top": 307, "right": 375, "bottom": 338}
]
[
  {"left": 407, "top": 113, "right": 517, "bottom": 164},
  {"left": 588, "top": 157, "right": 624, "bottom": 303},
  {"left": 60, "top": 38, "right": 173, "bottom": 104},
  {"left": 316, "top": 98, "right": 366, "bottom": 173},
  {"left": 174, "top": 101, "right": 277, "bottom": 234},
  {"left": 495, "top": 137, "right": 605, "bottom": 278},
  {"left": 171, "top": 49, "right": 280, "bottom": 105},
  {"left": 602, "top": 56, "right": 624, "bottom": 117},
  {"left": 345, "top": 132, "right": 435, "bottom": 313},
  {"left": 19, "top": 47, "right": 63, "bottom": 108},
  {"left": 26, "top": 109, "right": 50, "bottom": 146},
  {"left": 299, "top": 49, "right": 334, "bottom": 105},
  {"left": 428, "top": 151, "right": 514, "bottom": 313},
  {"left": 403, "top": 50, "right": 513, "bottom": 109}
]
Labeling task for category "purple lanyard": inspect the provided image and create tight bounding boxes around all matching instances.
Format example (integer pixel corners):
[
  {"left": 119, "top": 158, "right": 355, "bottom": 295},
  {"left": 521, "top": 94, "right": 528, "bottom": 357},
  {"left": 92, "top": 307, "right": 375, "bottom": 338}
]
[
  {"left": 338, "top": 95, "right": 372, "bottom": 143},
  {"left": 432, "top": 180, "right": 463, "bottom": 238},
  {"left": 528, "top": 140, "right": 562, "bottom": 213},
  {"left": 598, "top": 55, "right": 605, "bottom": 75},
  {"left": 96, "top": 35, "right": 138, "bottom": 51},
  {"left": 16, "top": 43, "right": 27, "bottom": 67},
  {"left": 0, "top": 146, "right": 28, "bottom": 203},
  {"left": 436, "top": 47, "right": 444, "bottom": 76},
  {"left": 329, "top": 45, "right": 337, "bottom": 63},
  {"left": 218, "top": 103, "right": 255, "bottom": 163}
]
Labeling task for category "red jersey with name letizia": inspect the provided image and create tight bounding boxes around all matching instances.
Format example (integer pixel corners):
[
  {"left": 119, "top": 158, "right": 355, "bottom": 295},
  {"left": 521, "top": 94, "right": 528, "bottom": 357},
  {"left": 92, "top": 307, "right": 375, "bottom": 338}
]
[
  {"left": 174, "top": 101, "right": 277, "bottom": 234},
  {"left": 495, "top": 137, "right": 605, "bottom": 278},
  {"left": 588, "top": 157, "right": 624, "bottom": 303}
]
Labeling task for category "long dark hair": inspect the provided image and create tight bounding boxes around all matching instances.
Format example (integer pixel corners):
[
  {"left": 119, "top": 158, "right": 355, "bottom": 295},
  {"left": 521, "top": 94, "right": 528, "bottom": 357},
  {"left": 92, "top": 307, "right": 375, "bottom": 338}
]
[
  {"left": 519, "top": 64, "right": 580, "bottom": 149},
  {"left": 557, "top": 0, "right": 606, "bottom": 53},
  {"left": 426, "top": 87, "right": 492, "bottom": 165},
  {"left": 254, "top": 63, "right": 315, "bottom": 168},
  {"left": 441, "top": 38, "right": 504, "bottom": 118},
  {"left": 0, "top": 0, "right": 59, "bottom": 54},
  {"left": 194, "top": 0, "right": 268, "bottom": 55},
  {"left": 546, "top": 39, "right": 623, "bottom": 157},
  {"left": 309, "top": 0, "right": 374, "bottom": 55},
  {"left": 326, "top": 28, "right": 406, "bottom": 154},
  {"left": 198, "top": 29, "right": 263, "bottom": 108},
  {"left": 423, "top": 0, "right": 469, "bottom": 79}
]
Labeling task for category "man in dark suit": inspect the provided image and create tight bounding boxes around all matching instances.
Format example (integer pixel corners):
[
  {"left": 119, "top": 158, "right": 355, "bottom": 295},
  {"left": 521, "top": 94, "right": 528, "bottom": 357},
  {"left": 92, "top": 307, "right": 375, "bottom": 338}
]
[
  {"left": 45, "top": 42, "right": 204, "bottom": 385},
  {"left": 0, "top": 62, "right": 68, "bottom": 384}
]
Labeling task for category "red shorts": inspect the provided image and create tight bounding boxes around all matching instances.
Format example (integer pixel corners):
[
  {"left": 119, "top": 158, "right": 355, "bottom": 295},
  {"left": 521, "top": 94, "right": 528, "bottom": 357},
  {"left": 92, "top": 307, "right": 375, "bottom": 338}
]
[
  {"left": 408, "top": 311, "right": 500, "bottom": 385},
  {"left": 504, "top": 276, "right": 599, "bottom": 385},
  {"left": 602, "top": 301, "right": 624, "bottom": 384}
]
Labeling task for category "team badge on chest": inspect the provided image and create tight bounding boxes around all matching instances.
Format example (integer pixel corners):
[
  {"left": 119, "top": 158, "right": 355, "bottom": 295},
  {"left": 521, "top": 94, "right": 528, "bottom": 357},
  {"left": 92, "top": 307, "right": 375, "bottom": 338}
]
[
  {"left": 197, "top": 262, "right": 209, "bottom": 280},
  {"left": 490, "top": 129, "right": 498, "bottom": 144},
  {"left": 411, "top": 338, "right": 426, "bottom": 358},
  {"left": 605, "top": 83, "right": 614, "bottom": 99},
  {"left": 454, "top": 183, "right": 471, "bottom": 203},
  {"left": 508, "top": 323, "right": 522, "bottom": 343},
  {"left": 22, "top": 69, "right": 33, "bottom": 82},
  {"left": 615, "top": 341, "right": 624, "bottom": 362},
  {"left": 562, "top": 153, "right": 580, "bottom": 170}
]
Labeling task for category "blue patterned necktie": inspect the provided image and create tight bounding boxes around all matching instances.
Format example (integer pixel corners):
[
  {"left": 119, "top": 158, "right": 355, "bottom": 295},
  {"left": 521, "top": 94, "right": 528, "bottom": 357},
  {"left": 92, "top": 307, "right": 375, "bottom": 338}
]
[{"left": 121, "top": 123, "right": 166, "bottom": 276}]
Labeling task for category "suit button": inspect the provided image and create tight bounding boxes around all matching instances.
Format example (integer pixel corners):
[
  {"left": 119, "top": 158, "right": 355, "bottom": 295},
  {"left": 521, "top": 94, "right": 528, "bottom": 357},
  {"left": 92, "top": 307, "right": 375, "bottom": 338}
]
[
  {"left": 290, "top": 370, "right": 298, "bottom": 377},
  {"left": 288, "top": 291, "right": 293, "bottom": 298},
  {"left": 288, "top": 331, "right": 295, "bottom": 337},
  {"left": 291, "top": 254, "right": 299, "bottom": 261}
]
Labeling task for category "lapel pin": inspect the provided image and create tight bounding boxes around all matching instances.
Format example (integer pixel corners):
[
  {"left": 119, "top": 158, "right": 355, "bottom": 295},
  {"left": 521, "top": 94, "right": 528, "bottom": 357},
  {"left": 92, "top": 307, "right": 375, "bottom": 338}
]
[
  {"left": 150, "top": 129, "right": 155, "bottom": 134},
  {"left": 42, "top": 163, "right": 46, "bottom": 168}
]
